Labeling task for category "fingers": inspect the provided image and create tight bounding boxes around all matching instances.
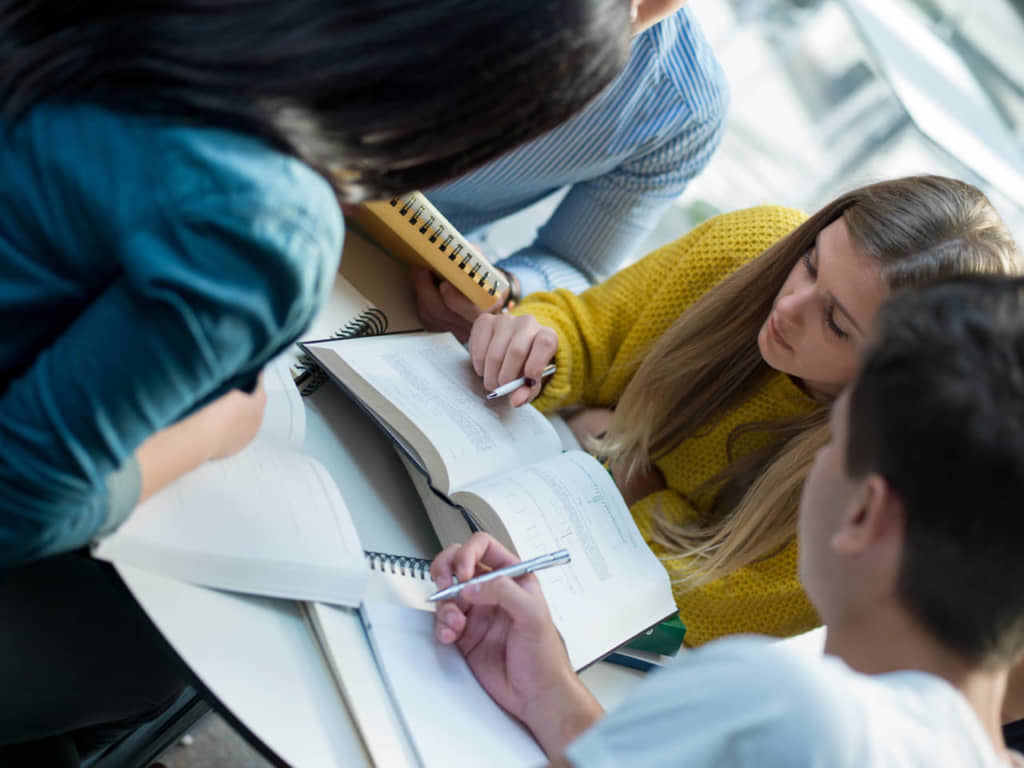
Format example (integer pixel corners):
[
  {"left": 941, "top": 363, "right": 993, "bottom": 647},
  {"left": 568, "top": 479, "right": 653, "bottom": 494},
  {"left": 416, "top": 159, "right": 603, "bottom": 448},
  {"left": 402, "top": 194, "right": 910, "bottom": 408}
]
[
  {"left": 434, "top": 601, "right": 467, "bottom": 645},
  {"left": 468, "top": 314, "right": 498, "bottom": 377},
  {"left": 430, "top": 532, "right": 520, "bottom": 589},
  {"left": 431, "top": 533, "right": 524, "bottom": 646},
  {"left": 436, "top": 282, "right": 484, "bottom": 344},
  {"left": 430, "top": 542, "right": 463, "bottom": 590},
  {"left": 467, "top": 314, "right": 558, "bottom": 400},
  {"left": 434, "top": 573, "right": 550, "bottom": 650},
  {"left": 456, "top": 532, "right": 520, "bottom": 576},
  {"left": 439, "top": 282, "right": 490, "bottom": 323},
  {"left": 248, "top": 371, "right": 268, "bottom": 410},
  {"left": 459, "top": 573, "right": 549, "bottom": 633},
  {"left": 411, "top": 267, "right": 455, "bottom": 330},
  {"left": 513, "top": 328, "right": 558, "bottom": 406},
  {"left": 412, "top": 268, "right": 472, "bottom": 339}
]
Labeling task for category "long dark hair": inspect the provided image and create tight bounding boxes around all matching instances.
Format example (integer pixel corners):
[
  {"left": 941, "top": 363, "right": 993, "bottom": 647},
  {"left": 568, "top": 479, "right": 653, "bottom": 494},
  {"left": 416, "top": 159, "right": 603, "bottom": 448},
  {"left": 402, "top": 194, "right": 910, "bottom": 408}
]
[{"left": 0, "top": 0, "right": 630, "bottom": 201}]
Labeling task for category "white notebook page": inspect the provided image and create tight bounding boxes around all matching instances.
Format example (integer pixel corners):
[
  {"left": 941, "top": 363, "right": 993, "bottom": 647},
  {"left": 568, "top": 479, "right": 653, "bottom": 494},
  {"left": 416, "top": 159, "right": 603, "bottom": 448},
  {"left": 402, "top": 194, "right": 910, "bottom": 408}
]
[{"left": 361, "top": 600, "right": 546, "bottom": 768}]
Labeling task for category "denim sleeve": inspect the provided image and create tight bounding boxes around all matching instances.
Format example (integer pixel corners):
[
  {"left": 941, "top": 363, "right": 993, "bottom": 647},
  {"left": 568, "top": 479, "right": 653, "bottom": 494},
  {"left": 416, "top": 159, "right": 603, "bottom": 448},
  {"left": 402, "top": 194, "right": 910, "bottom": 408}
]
[{"left": 0, "top": 155, "right": 341, "bottom": 565}]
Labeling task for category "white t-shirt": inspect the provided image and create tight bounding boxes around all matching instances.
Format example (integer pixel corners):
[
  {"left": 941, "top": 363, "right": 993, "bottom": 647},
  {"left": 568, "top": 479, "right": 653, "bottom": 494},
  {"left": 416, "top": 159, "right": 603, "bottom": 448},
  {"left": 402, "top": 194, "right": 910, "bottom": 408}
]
[{"left": 566, "top": 636, "right": 1017, "bottom": 768}]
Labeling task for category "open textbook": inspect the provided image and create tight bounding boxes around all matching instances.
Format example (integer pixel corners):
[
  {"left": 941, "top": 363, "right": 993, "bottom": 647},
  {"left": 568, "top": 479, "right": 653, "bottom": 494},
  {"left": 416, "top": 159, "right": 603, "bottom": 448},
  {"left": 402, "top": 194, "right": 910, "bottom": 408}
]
[
  {"left": 301, "top": 331, "right": 677, "bottom": 670},
  {"left": 92, "top": 356, "right": 547, "bottom": 768}
]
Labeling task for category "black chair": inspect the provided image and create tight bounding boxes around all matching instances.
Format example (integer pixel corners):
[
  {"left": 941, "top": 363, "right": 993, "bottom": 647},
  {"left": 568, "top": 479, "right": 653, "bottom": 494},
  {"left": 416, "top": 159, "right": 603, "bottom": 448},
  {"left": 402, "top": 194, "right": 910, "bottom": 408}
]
[{"left": 81, "top": 686, "right": 210, "bottom": 768}]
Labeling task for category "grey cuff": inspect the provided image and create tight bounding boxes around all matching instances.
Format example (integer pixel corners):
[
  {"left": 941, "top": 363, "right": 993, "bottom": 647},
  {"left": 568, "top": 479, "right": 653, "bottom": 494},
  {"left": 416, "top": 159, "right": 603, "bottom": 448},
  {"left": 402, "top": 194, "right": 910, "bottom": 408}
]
[
  {"left": 497, "top": 251, "right": 594, "bottom": 296},
  {"left": 97, "top": 456, "right": 142, "bottom": 535}
]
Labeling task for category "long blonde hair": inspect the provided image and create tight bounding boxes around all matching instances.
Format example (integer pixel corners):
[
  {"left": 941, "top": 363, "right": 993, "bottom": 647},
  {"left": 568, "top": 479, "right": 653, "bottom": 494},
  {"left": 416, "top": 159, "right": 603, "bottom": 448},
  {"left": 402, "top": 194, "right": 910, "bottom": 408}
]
[{"left": 594, "top": 176, "right": 1023, "bottom": 585}]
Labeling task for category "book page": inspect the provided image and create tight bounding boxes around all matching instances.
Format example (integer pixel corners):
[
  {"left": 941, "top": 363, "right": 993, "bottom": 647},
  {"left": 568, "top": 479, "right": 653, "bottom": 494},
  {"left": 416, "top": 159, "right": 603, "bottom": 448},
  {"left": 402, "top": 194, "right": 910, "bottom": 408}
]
[
  {"left": 456, "top": 451, "right": 676, "bottom": 670},
  {"left": 257, "top": 354, "right": 307, "bottom": 449},
  {"left": 360, "top": 600, "right": 546, "bottom": 768},
  {"left": 94, "top": 448, "right": 369, "bottom": 606},
  {"left": 396, "top": 451, "right": 475, "bottom": 548},
  {"left": 305, "top": 332, "right": 562, "bottom": 495}
]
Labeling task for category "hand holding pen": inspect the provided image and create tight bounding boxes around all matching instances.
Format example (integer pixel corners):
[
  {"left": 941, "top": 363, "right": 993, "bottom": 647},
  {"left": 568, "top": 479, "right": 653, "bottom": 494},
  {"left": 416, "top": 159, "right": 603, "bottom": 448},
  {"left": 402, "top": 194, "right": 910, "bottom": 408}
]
[
  {"left": 427, "top": 546, "right": 570, "bottom": 601},
  {"left": 429, "top": 533, "right": 601, "bottom": 756},
  {"left": 469, "top": 313, "right": 559, "bottom": 407},
  {"left": 486, "top": 363, "right": 557, "bottom": 400}
]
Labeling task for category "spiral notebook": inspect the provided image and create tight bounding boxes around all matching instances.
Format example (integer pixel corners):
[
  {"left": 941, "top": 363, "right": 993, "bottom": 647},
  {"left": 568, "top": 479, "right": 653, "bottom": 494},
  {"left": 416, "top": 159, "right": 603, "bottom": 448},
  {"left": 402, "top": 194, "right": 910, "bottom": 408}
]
[
  {"left": 292, "top": 228, "right": 424, "bottom": 396},
  {"left": 349, "top": 192, "right": 509, "bottom": 310}
]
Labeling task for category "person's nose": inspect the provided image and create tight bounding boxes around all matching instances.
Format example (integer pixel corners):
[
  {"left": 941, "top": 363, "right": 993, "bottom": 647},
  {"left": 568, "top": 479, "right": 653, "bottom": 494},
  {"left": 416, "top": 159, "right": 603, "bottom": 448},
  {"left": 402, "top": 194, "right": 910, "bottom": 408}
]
[{"left": 776, "top": 282, "right": 814, "bottom": 330}]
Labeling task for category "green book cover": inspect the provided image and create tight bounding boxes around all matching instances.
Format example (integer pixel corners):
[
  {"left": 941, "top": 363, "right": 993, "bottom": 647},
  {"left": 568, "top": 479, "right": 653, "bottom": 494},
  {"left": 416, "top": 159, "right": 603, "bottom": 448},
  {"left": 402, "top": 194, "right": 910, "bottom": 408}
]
[{"left": 623, "top": 616, "right": 686, "bottom": 656}]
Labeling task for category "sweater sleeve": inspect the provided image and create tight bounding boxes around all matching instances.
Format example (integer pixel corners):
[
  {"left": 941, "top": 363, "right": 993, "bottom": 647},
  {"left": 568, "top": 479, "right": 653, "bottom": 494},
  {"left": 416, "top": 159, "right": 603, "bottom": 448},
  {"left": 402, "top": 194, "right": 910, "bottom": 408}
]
[
  {"left": 631, "top": 489, "right": 820, "bottom": 646},
  {"left": 515, "top": 205, "right": 808, "bottom": 413}
]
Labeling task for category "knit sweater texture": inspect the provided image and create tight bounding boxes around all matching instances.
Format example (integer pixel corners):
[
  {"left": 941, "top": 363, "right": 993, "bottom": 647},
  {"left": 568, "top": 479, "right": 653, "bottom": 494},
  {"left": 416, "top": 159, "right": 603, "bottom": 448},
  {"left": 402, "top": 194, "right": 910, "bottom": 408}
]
[{"left": 517, "top": 205, "right": 822, "bottom": 645}]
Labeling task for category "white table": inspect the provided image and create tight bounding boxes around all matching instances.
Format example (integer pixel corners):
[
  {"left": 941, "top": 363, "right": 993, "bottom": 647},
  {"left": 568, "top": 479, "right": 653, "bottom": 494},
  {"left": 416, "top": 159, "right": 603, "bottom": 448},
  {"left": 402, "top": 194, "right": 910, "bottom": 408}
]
[{"left": 117, "top": 382, "right": 645, "bottom": 767}]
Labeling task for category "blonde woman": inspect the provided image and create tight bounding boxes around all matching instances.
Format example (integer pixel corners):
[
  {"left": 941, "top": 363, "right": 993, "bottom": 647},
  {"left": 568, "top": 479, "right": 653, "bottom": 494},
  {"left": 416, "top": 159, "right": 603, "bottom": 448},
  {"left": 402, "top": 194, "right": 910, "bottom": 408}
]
[{"left": 469, "top": 175, "right": 1023, "bottom": 646}]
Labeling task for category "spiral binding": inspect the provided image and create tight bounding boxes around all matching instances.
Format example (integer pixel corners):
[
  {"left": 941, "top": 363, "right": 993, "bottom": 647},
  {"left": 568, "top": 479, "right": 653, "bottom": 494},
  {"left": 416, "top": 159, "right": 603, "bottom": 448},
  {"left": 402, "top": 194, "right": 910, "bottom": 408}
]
[
  {"left": 296, "top": 307, "right": 389, "bottom": 397},
  {"left": 388, "top": 194, "right": 504, "bottom": 300},
  {"left": 364, "top": 550, "right": 432, "bottom": 580}
]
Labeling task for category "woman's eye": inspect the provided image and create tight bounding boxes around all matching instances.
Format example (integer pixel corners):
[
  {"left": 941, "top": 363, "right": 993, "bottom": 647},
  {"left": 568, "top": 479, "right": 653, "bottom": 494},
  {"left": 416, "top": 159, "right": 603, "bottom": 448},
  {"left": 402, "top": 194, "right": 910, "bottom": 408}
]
[
  {"left": 802, "top": 250, "right": 817, "bottom": 277},
  {"left": 826, "top": 306, "right": 849, "bottom": 340}
]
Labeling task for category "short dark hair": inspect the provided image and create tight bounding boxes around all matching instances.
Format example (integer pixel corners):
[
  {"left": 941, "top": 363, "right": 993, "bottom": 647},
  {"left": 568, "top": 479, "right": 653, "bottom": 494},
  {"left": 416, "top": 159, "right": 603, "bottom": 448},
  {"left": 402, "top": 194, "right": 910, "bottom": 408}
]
[
  {"left": 846, "top": 277, "right": 1024, "bottom": 663},
  {"left": 0, "top": 0, "right": 630, "bottom": 201}
]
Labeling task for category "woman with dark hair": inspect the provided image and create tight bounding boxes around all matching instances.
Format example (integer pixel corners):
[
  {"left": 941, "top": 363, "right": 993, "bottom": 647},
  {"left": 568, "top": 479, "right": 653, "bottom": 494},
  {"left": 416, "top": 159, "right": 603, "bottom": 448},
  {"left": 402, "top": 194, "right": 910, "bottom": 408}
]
[{"left": 0, "top": 1, "right": 631, "bottom": 763}]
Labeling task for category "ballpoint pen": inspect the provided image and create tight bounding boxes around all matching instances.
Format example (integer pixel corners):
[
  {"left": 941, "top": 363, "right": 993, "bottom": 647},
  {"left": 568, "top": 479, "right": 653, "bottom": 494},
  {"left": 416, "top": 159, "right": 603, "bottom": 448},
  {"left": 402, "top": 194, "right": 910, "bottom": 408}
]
[
  {"left": 426, "top": 548, "right": 571, "bottom": 602},
  {"left": 485, "top": 363, "right": 557, "bottom": 400}
]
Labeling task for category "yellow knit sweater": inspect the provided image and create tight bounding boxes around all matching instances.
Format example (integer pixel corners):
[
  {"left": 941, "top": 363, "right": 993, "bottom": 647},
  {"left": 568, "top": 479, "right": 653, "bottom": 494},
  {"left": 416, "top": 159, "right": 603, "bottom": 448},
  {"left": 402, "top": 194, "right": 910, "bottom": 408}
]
[{"left": 516, "top": 205, "right": 822, "bottom": 646}]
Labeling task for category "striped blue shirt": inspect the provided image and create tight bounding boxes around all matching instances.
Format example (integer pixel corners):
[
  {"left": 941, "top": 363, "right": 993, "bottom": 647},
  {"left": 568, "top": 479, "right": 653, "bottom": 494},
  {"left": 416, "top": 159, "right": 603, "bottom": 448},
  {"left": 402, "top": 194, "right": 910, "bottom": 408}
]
[{"left": 428, "top": 7, "right": 728, "bottom": 296}]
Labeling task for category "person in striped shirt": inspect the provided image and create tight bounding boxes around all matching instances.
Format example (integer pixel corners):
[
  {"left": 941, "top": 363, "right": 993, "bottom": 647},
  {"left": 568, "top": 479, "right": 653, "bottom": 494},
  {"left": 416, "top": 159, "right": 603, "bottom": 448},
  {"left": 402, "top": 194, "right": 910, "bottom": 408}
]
[{"left": 416, "top": 0, "right": 728, "bottom": 341}]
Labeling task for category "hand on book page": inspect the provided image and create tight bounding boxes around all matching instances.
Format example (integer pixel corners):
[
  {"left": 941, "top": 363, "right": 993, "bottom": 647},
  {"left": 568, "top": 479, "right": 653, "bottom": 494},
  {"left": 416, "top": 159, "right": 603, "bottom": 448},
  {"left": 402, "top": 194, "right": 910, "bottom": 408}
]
[
  {"left": 453, "top": 451, "right": 676, "bottom": 670},
  {"left": 430, "top": 533, "right": 603, "bottom": 759},
  {"left": 94, "top": 358, "right": 373, "bottom": 606},
  {"left": 469, "top": 312, "right": 559, "bottom": 408},
  {"left": 303, "top": 331, "right": 563, "bottom": 496},
  {"left": 134, "top": 356, "right": 302, "bottom": 506}
]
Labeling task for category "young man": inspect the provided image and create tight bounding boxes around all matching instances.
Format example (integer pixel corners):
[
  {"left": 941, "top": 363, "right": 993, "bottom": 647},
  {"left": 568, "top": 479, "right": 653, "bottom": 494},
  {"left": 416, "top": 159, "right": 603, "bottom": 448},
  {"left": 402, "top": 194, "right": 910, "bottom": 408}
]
[
  {"left": 431, "top": 276, "right": 1024, "bottom": 766},
  {"left": 416, "top": 0, "right": 727, "bottom": 340}
]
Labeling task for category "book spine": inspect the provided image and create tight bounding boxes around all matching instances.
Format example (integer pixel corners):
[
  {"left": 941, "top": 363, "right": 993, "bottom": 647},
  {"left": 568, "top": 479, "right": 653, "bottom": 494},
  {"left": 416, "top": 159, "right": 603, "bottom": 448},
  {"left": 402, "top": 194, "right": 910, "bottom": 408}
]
[
  {"left": 358, "top": 193, "right": 509, "bottom": 310},
  {"left": 296, "top": 307, "right": 389, "bottom": 397}
]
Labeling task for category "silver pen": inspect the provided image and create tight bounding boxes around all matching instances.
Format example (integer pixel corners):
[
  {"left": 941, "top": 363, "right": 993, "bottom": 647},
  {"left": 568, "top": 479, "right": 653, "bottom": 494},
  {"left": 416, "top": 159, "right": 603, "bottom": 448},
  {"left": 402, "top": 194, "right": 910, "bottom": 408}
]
[
  {"left": 485, "top": 363, "right": 557, "bottom": 400},
  {"left": 426, "top": 548, "right": 571, "bottom": 603}
]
